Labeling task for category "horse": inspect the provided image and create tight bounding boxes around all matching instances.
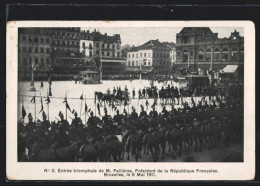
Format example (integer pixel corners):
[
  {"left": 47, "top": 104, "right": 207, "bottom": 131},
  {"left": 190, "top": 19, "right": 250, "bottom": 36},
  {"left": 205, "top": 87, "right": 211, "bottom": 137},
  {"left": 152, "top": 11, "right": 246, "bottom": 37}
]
[
  {"left": 79, "top": 140, "right": 98, "bottom": 162},
  {"left": 125, "top": 133, "right": 143, "bottom": 162}
]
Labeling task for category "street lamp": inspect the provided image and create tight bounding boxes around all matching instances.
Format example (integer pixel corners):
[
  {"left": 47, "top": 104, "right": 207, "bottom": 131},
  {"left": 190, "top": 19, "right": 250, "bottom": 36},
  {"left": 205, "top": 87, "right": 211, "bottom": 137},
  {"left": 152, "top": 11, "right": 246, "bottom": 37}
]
[{"left": 29, "top": 61, "right": 36, "bottom": 91}]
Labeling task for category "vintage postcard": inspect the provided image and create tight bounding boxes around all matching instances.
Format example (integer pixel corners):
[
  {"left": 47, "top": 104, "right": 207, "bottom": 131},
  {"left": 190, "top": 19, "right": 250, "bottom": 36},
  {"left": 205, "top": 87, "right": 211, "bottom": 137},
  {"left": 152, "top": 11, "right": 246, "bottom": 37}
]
[{"left": 6, "top": 21, "right": 255, "bottom": 180}]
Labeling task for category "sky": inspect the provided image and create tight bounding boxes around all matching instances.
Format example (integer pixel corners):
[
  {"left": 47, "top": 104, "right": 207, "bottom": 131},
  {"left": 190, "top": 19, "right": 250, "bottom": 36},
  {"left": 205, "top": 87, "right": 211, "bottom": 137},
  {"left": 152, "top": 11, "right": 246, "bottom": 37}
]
[{"left": 81, "top": 27, "right": 244, "bottom": 47}]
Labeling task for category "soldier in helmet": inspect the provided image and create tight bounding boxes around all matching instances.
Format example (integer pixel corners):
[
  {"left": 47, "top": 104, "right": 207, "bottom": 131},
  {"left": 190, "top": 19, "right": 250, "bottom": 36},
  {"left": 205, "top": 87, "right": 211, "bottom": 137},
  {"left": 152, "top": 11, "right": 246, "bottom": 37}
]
[
  {"left": 87, "top": 111, "right": 96, "bottom": 127},
  {"left": 149, "top": 105, "right": 158, "bottom": 118},
  {"left": 59, "top": 112, "right": 70, "bottom": 130},
  {"left": 162, "top": 106, "right": 169, "bottom": 117},
  {"left": 41, "top": 111, "right": 50, "bottom": 131},
  {"left": 139, "top": 105, "right": 147, "bottom": 118},
  {"left": 113, "top": 109, "right": 122, "bottom": 126},
  {"left": 130, "top": 106, "right": 138, "bottom": 119},
  {"left": 26, "top": 113, "right": 35, "bottom": 133},
  {"left": 71, "top": 111, "right": 82, "bottom": 127}
]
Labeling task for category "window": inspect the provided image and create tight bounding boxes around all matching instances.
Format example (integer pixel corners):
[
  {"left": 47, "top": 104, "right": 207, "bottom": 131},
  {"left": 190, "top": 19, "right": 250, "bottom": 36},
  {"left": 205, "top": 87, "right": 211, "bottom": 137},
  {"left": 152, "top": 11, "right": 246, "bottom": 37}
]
[
  {"left": 82, "top": 42, "right": 85, "bottom": 48},
  {"left": 102, "top": 44, "right": 104, "bottom": 48},
  {"left": 46, "top": 58, "right": 49, "bottom": 64},
  {"left": 222, "top": 48, "right": 228, "bottom": 62},
  {"left": 22, "top": 36, "right": 26, "bottom": 42},
  {"left": 89, "top": 51, "right": 92, "bottom": 57},
  {"left": 167, "top": 54, "right": 169, "bottom": 58},
  {"left": 128, "top": 54, "right": 131, "bottom": 57},
  {"left": 132, "top": 61, "right": 135, "bottom": 66},
  {"left": 231, "top": 47, "right": 238, "bottom": 61},
  {"left": 190, "top": 51, "right": 194, "bottom": 59},
  {"left": 23, "top": 57, "right": 27, "bottom": 65},
  {"left": 206, "top": 48, "right": 211, "bottom": 62},
  {"left": 40, "top": 38, "right": 44, "bottom": 43},
  {"left": 148, "top": 61, "right": 150, "bottom": 66},
  {"left": 46, "top": 38, "right": 49, "bottom": 43},
  {"left": 140, "top": 53, "right": 142, "bottom": 57},
  {"left": 148, "top": 53, "right": 150, "bottom": 57},
  {"left": 144, "top": 53, "right": 146, "bottom": 57},
  {"left": 177, "top": 51, "right": 180, "bottom": 60},
  {"left": 240, "top": 46, "right": 244, "bottom": 61},
  {"left": 29, "top": 47, "right": 32, "bottom": 53},
  {"left": 41, "top": 58, "right": 44, "bottom": 65},
  {"left": 35, "top": 58, "right": 38, "bottom": 65},
  {"left": 183, "top": 50, "right": 188, "bottom": 62},
  {"left": 198, "top": 49, "right": 204, "bottom": 61},
  {"left": 107, "top": 52, "right": 110, "bottom": 56},
  {"left": 34, "top": 37, "right": 38, "bottom": 43},
  {"left": 35, "top": 47, "right": 38, "bottom": 53},
  {"left": 164, "top": 54, "right": 166, "bottom": 58},
  {"left": 41, "top": 47, "right": 44, "bottom": 53},
  {"left": 23, "top": 46, "right": 27, "bottom": 53},
  {"left": 46, "top": 48, "right": 49, "bottom": 53},
  {"left": 136, "top": 61, "right": 138, "bottom": 66},
  {"left": 136, "top": 53, "right": 138, "bottom": 58},
  {"left": 96, "top": 43, "right": 99, "bottom": 47},
  {"left": 29, "top": 37, "right": 32, "bottom": 42},
  {"left": 214, "top": 48, "right": 220, "bottom": 61},
  {"left": 132, "top": 54, "right": 134, "bottom": 57},
  {"left": 128, "top": 61, "right": 130, "bottom": 66}
]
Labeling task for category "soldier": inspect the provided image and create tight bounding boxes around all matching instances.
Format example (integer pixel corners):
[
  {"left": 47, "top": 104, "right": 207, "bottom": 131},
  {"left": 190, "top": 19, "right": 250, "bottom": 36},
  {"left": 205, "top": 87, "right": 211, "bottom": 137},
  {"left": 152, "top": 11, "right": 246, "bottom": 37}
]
[
  {"left": 162, "top": 106, "right": 169, "bottom": 117},
  {"left": 139, "top": 105, "right": 147, "bottom": 118},
  {"left": 130, "top": 107, "right": 138, "bottom": 119},
  {"left": 59, "top": 112, "right": 70, "bottom": 130},
  {"left": 71, "top": 112, "right": 82, "bottom": 127},
  {"left": 26, "top": 113, "right": 35, "bottom": 132},
  {"left": 107, "top": 88, "right": 111, "bottom": 96},
  {"left": 138, "top": 89, "right": 142, "bottom": 99},
  {"left": 87, "top": 111, "right": 96, "bottom": 127},
  {"left": 132, "top": 88, "right": 135, "bottom": 99},
  {"left": 113, "top": 87, "right": 116, "bottom": 95},
  {"left": 113, "top": 109, "right": 122, "bottom": 126},
  {"left": 149, "top": 105, "right": 158, "bottom": 118},
  {"left": 41, "top": 111, "right": 50, "bottom": 130}
]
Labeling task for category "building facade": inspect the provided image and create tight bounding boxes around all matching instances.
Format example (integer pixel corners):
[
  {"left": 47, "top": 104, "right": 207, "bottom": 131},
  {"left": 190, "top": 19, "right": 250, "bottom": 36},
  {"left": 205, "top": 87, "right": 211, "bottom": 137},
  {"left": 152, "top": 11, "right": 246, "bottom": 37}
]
[
  {"left": 126, "top": 40, "right": 171, "bottom": 77},
  {"left": 175, "top": 27, "right": 244, "bottom": 77},
  {"left": 18, "top": 27, "right": 89, "bottom": 80},
  {"left": 80, "top": 29, "right": 125, "bottom": 78}
]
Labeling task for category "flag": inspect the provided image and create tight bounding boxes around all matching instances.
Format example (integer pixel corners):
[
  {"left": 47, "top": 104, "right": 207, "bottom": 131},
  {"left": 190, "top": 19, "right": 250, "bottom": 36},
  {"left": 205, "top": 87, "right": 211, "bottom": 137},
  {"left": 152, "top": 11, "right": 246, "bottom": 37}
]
[
  {"left": 72, "top": 109, "right": 75, "bottom": 114},
  {"left": 85, "top": 103, "right": 88, "bottom": 113},
  {"left": 63, "top": 97, "right": 67, "bottom": 103},
  {"left": 39, "top": 97, "right": 44, "bottom": 113},
  {"left": 87, "top": 108, "right": 91, "bottom": 113},
  {"left": 66, "top": 102, "right": 71, "bottom": 112},
  {"left": 97, "top": 103, "right": 100, "bottom": 115},
  {"left": 30, "top": 96, "right": 35, "bottom": 103},
  {"left": 80, "top": 94, "right": 84, "bottom": 100},
  {"left": 45, "top": 96, "right": 50, "bottom": 104},
  {"left": 22, "top": 105, "right": 26, "bottom": 119}
]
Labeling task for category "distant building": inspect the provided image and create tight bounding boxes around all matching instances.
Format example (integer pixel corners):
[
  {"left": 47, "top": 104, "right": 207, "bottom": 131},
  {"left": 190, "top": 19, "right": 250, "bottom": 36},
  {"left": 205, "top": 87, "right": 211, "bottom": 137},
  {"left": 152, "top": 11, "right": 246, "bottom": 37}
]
[
  {"left": 162, "top": 42, "right": 176, "bottom": 64},
  {"left": 18, "top": 27, "right": 87, "bottom": 80},
  {"left": 175, "top": 27, "right": 244, "bottom": 77},
  {"left": 126, "top": 39, "right": 171, "bottom": 77},
  {"left": 80, "top": 29, "right": 125, "bottom": 78},
  {"left": 18, "top": 28, "right": 53, "bottom": 80}
]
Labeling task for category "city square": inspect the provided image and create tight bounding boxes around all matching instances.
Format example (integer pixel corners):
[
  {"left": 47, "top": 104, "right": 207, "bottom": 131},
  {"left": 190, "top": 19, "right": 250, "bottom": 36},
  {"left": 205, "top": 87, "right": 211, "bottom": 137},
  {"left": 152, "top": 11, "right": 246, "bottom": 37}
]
[{"left": 17, "top": 26, "right": 244, "bottom": 162}]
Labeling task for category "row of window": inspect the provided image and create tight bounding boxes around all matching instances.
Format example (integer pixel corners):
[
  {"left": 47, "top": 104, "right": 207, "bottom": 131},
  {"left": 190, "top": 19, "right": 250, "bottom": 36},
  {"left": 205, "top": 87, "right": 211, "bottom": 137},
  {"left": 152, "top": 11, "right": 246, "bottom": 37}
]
[
  {"left": 82, "top": 42, "right": 120, "bottom": 49},
  {"left": 128, "top": 52, "right": 170, "bottom": 58},
  {"left": 21, "top": 36, "right": 50, "bottom": 43},
  {"left": 128, "top": 61, "right": 150, "bottom": 66},
  {"left": 19, "top": 57, "right": 50, "bottom": 66},
  {"left": 20, "top": 46, "right": 50, "bottom": 54},
  {"left": 53, "top": 40, "right": 80, "bottom": 46}
]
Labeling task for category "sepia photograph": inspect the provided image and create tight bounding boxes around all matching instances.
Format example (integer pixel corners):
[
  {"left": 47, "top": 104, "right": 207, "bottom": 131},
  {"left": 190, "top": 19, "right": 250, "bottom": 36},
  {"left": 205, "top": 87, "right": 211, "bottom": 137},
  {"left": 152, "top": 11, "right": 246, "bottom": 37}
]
[{"left": 6, "top": 21, "right": 255, "bottom": 180}]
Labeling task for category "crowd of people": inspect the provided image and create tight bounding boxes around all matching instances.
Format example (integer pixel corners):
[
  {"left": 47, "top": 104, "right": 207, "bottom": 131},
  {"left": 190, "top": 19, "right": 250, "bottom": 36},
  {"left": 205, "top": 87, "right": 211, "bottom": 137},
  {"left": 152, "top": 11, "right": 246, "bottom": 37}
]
[{"left": 18, "top": 80, "right": 243, "bottom": 162}]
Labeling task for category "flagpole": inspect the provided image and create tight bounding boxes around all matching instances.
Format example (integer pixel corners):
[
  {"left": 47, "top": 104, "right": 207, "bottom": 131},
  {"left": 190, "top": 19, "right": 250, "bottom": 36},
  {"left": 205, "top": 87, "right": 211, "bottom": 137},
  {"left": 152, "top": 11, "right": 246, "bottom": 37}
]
[
  {"left": 80, "top": 91, "right": 83, "bottom": 120},
  {"left": 34, "top": 93, "right": 36, "bottom": 122},
  {"left": 84, "top": 95, "right": 86, "bottom": 125},
  {"left": 65, "top": 90, "right": 67, "bottom": 121},
  {"left": 47, "top": 88, "right": 49, "bottom": 121},
  {"left": 22, "top": 94, "right": 24, "bottom": 123}
]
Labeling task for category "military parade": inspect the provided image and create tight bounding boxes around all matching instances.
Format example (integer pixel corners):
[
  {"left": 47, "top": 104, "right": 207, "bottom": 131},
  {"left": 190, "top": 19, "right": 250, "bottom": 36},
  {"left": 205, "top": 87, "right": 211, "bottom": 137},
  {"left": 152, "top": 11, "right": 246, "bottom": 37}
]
[{"left": 18, "top": 79, "right": 243, "bottom": 162}]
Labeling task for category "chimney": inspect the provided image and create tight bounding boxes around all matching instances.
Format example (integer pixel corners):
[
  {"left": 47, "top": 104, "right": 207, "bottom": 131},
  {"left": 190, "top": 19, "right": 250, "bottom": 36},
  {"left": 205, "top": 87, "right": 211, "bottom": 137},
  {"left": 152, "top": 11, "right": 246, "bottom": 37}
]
[{"left": 105, "top": 33, "right": 107, "bottom": 36}]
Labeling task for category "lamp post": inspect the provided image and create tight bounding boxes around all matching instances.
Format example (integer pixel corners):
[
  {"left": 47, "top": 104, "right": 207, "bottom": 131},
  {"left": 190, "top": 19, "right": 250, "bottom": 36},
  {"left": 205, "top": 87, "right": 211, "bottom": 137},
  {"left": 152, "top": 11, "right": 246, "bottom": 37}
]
[
  {"left": 30, "top": 61, "right": 36, "bottom": 91},
  {"left": 48, "top": 73, "right": 52, "bottom": 96}
]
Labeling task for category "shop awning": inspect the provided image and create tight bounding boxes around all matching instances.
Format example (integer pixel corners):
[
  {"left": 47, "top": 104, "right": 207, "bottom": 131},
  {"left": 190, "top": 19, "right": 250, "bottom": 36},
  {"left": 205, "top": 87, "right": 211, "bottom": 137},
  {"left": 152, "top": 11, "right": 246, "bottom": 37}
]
[{"left": 221, "top": 65, "right": 238, "bottom": 73}]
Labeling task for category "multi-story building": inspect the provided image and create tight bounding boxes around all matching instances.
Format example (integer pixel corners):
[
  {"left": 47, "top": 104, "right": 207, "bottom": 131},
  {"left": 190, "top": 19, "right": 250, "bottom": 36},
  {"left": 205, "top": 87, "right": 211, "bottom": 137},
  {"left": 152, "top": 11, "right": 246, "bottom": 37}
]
[
  {"left": 175, "top": 27, "right": 244, "bottom": 77},
  {"left": 18, "top": 28, "right": 53, "bottom": 80},
  {"left": 125, "top": 39, "right": 171, "bottom": 78},
  {"left": 162, "top": 42, "right": 176, "bottom": 65},
  {"left": 18, "top": 27, "right": 88, "bottom": 80},
  {"left": 79, "top": 29, "right": 125, "bottom": 78}
]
